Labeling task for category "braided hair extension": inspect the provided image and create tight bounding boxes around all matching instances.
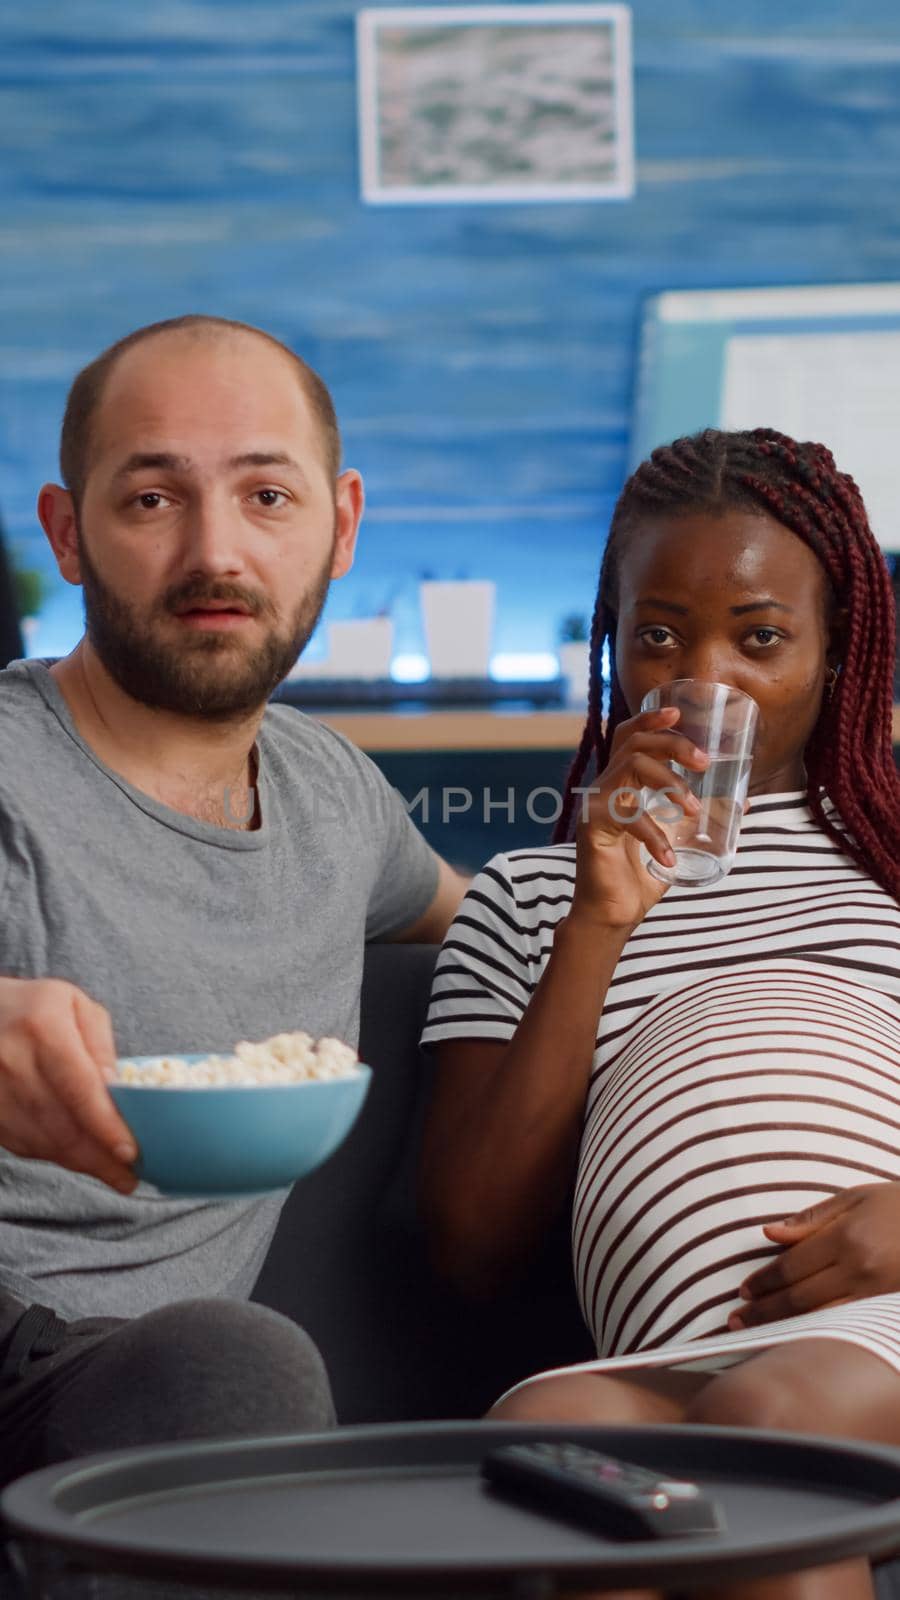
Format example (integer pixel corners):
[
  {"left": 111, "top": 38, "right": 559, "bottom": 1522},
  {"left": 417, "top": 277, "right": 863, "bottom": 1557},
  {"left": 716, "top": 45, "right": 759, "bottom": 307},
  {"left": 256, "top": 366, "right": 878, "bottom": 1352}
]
[{"left": 553, "top": 428, "right": 900, "bottom": 902}]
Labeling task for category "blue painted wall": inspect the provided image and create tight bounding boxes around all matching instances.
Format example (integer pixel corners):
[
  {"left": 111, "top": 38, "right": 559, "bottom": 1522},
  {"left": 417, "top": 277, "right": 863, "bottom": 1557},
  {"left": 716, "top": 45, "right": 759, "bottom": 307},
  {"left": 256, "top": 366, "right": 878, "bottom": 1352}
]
[{"left": 3, "top": 1, "right": 900, "bottom": 662}]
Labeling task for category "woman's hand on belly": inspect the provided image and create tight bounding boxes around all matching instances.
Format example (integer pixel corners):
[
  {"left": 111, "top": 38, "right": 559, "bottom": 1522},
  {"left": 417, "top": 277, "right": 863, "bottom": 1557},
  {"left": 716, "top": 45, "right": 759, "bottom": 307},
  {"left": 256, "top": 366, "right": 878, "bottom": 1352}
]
[{"left": 728, "top": 1182, "right": 900, "bottom": 1329}]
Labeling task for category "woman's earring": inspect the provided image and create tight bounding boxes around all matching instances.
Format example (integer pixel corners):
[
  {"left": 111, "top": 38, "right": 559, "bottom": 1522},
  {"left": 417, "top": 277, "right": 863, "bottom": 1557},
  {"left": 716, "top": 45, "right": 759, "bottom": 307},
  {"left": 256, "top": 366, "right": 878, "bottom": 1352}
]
[{"left": 825, "top": 665, "right": 840, "bottom": 701}]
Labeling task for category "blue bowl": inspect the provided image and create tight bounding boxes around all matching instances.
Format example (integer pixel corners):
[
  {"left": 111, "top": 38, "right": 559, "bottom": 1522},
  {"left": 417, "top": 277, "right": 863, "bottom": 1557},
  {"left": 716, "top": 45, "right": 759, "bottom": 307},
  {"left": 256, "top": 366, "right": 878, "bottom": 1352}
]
[{"left": 109, "top": 1055, "right": 371, "bottom": 1197}]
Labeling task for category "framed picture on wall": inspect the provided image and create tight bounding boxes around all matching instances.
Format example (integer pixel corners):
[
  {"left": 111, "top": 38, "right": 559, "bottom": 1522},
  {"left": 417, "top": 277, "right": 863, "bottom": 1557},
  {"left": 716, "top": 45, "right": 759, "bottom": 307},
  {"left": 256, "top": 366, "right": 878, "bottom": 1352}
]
[{"left": 356, "top": 4, "right": 634, "bottom": 204}]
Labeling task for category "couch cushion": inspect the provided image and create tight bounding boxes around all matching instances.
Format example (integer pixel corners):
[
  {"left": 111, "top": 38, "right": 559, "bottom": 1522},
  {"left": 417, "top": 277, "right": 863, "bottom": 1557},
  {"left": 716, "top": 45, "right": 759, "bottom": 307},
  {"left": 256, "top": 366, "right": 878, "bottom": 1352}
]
[{"left": 253, "top": 941, "right": 593, "bottom": 1424}]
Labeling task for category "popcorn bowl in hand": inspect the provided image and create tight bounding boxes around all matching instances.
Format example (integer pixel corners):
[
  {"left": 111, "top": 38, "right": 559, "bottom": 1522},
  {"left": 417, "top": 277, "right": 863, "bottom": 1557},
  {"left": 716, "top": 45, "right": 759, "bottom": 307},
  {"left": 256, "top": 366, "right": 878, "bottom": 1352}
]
[{"left": 108, "top": 1048, "right": 371, "bottom": 1197}]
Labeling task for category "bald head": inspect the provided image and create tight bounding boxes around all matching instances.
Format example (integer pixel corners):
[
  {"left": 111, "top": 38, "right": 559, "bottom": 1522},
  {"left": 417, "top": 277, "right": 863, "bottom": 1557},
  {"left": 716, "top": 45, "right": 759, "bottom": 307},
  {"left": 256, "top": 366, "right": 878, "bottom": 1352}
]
[
  {"left": 59, "top": 315, "right": 342, "bottom": 511},
  {"left": 38, "top": 315, "right": 364, "bottom": 723}
]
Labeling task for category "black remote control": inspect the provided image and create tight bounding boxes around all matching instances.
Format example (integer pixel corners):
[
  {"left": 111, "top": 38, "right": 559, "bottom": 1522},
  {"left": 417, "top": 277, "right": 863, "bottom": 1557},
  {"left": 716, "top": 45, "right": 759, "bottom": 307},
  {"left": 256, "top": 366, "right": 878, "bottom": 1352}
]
[{"left": 481, "top": 1441, "right": 725, "bottom": 1539}]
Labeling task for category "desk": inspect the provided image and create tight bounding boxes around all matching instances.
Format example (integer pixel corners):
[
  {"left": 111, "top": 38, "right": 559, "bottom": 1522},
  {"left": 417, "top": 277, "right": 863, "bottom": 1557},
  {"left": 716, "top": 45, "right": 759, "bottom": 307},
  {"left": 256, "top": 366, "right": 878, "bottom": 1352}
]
[
  {"left": 311, "top": 717, "right": 579, "bottom": 869},
  {"left": 316, "top": 710, "right": 586, "bottom": 752},
  {"left": 314, "top": 706, "right": 900, "bottom": 753},
  {"left": 304, "top": 707, "right": 900, "bottom": 871}
]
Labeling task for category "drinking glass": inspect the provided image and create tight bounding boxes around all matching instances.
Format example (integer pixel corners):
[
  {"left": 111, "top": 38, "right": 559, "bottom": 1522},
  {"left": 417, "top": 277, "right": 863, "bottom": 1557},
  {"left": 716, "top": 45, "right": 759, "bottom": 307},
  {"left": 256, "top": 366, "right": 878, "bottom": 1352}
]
[{"left": 639, "top": 679, "right": 759, "bottom": 887}]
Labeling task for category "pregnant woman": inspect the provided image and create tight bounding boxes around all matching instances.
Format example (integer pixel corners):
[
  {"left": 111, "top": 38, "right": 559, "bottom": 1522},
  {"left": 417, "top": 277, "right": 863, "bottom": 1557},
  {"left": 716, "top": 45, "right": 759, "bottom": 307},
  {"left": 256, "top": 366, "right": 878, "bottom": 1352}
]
[{"left": 421, "top": 428, "right": 900, "bottom": 1600}]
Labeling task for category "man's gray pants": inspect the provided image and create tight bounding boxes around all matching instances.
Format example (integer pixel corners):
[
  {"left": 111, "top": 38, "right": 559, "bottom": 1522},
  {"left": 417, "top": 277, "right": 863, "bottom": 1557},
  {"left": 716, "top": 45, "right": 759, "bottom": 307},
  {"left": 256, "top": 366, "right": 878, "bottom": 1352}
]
[{"left": 0, "top": 1290, "right": 335, "bottom": 1598}]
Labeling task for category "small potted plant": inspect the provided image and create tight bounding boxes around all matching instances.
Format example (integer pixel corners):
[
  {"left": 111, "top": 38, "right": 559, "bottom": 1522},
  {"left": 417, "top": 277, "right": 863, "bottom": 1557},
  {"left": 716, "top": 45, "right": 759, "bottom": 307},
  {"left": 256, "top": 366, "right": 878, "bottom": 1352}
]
[
  {"left": 322, "top": 612, "right": 394, "bottom": 680},
  {"left": 289, "top": 603, "right": 394, "bottom": 681},
  {"left": 419, "top": 570, "right": 496, "bottom": 679},
  {"left": 13, "top": 566, "right": 45, "bottom": 649},
  {"left": 558, "top": 613, "right": 590, "bottom": 706}
]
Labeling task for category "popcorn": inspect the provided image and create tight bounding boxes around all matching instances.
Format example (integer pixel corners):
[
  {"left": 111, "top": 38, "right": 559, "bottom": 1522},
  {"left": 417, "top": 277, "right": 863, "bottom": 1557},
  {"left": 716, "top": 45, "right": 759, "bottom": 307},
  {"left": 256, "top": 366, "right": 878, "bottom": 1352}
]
[{"left": 115, "top": 1030, "right": 360, "bottom": 1087}]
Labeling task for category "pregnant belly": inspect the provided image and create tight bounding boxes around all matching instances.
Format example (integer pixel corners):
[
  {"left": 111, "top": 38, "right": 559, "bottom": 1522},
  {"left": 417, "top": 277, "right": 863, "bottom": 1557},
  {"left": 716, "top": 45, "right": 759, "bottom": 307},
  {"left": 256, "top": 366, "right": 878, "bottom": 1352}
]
[{"left": 573, "top": 964, "right": 900, "bottom": 1357}]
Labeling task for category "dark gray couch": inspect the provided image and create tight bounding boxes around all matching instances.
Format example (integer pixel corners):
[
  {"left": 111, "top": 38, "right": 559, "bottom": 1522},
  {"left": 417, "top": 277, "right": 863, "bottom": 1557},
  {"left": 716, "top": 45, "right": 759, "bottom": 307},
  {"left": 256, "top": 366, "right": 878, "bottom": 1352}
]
[{"left": 252, "top": 941, "right": 593, "bottom": 1423}]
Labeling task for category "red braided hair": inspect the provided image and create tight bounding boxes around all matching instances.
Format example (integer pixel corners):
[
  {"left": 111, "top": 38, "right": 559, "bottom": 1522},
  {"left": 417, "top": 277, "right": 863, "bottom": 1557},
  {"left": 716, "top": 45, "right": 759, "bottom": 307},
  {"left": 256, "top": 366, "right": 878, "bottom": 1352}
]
[{"left": 553, "top": 427, "right": 900, "bottom": 903}]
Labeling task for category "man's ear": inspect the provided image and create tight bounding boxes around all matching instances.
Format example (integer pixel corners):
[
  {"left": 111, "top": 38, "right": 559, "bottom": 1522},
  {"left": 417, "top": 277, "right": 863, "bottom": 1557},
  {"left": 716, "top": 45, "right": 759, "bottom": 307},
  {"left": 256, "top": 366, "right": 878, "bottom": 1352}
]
[
  {"left": 330, "top": 469, "right": 364, "bottom": 581},
  {"left": 37, "top": 484, "right": 82, "bottom": 586}
]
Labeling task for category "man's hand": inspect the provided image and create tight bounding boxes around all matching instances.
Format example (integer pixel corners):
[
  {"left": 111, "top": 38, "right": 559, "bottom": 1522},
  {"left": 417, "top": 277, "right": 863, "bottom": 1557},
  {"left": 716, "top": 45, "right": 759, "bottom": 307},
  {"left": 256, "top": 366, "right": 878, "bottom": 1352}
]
[
  {"left": 0, "top": 976, "right": 139, "bottom": 1193},
  {"left": 729, "top": 1183, "right": 900, "bottom": 1330}
]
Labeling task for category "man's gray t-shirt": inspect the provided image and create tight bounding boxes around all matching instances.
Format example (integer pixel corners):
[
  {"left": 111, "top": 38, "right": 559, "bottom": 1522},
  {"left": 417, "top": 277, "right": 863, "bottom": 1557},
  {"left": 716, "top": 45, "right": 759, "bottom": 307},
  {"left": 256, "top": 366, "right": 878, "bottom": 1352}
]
[{"left": 0, "top": 660, "right": 439, "bottom": 1320}]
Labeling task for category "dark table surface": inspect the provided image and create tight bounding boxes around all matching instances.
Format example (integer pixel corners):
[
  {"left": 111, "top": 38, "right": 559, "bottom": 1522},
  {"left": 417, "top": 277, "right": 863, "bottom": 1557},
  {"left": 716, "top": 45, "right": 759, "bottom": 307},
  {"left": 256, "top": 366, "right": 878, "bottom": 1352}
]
[{"left": 6, "top": 1422, "right": 900, "bottom": 1596}]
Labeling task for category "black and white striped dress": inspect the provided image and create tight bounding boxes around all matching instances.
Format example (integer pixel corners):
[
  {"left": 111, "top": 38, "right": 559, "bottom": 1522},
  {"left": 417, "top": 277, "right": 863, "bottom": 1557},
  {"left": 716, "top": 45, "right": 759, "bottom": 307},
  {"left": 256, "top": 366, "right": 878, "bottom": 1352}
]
[{"left": 422, "top": 792, "right": 900, "bottom": 1382}]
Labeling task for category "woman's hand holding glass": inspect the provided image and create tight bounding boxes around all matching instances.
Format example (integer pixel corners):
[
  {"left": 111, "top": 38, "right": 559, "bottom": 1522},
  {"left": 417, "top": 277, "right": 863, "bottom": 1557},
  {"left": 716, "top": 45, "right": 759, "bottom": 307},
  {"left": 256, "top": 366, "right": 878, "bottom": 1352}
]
[{"left": 570, "top": 705, "right": 709, "bottom": 932}]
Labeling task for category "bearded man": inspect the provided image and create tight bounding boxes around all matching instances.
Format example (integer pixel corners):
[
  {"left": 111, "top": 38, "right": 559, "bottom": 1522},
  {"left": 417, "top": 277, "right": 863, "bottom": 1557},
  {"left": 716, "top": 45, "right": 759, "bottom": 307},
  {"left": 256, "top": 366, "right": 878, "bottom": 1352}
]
[{"left": 0, "top": 316, "right": 465, "bottom": 1499}]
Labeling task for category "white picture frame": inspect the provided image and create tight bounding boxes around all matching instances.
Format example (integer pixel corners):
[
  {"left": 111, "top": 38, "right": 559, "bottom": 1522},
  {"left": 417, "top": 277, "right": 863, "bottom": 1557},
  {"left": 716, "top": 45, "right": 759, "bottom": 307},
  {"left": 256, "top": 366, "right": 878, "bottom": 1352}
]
[{"left": 356, "top": 4, "right": 634, "bottom": 205}]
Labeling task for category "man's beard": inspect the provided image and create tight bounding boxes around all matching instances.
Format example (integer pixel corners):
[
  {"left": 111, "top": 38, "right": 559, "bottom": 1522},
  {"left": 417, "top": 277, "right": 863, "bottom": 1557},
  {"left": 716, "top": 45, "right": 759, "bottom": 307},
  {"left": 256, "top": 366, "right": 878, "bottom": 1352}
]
[{"left": 76, "top": 529, "right": 333, "bottom": 720}]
